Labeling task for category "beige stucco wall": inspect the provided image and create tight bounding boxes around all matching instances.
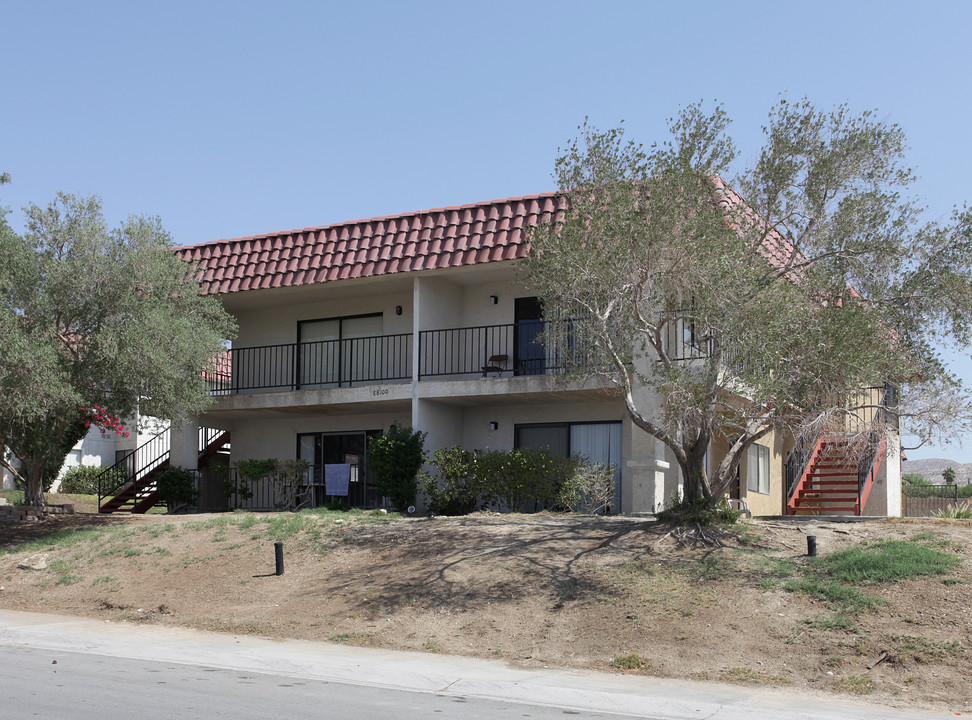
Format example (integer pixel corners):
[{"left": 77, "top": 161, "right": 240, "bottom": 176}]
[
  {"left": 230, "top": 410, "right": 410, "bottom": 465},
  {"left": 738, "top": 431, "right": 785, "bottom": 516},
  {"left": 203, "top": 269, "right": 825, "bottom": 517},
  {"left": 234, "top": 289, "right": 413, "bottom": 349}
]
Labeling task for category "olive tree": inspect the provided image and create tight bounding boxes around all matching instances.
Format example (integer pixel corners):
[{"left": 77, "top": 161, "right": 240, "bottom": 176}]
[
  {"left": 0, "top": 192, "right": 237, "bottom": 507},
  {"left": 525, "top": 100, "right": 972, "bottom": 505}
]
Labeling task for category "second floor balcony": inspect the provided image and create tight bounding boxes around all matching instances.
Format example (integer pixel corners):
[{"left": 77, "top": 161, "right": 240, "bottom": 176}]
[{"left": 207, "top": 321, "right": 576, "bottom": 395}]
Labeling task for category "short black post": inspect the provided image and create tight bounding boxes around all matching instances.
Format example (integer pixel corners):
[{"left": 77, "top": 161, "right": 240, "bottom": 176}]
[
  {"left": 274, "top": 541, "right": 284, "bottom": 576},
  {"left": 807, "top": 536, "right": 817, "bottom": 557}
]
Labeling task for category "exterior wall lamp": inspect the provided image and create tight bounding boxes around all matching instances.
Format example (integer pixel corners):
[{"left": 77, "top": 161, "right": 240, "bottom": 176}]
[
  {"left": 489, "top": 295, "right": 498, "bottom": 305},
  {"left": 489, "top": 421, "right": 498, "bottom": 431}
]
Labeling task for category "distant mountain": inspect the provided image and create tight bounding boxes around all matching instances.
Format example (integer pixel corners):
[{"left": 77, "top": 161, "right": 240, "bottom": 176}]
[{"left": 901, "top": 457, "right": 972, "bottom": 485}]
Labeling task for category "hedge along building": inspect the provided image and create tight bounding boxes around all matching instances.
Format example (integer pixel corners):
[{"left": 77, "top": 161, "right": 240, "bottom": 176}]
[{"left": 151, "top": 189, "right": 900, "bottom": 516}]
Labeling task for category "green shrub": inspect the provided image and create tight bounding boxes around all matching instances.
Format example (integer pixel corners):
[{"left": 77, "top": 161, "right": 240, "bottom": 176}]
[
  {"left": 933, "top": 502, "right": 972, "bottom": 519},
  {"left": 59, "top": 465, "right": 126, "bottom": 496},
  {"left": 368, "top": 425, "right": 427, "bottom": 512},
  {"left": 156, "top": 466, "right": 199, "bottom": 511},
  {"left": 558, "top": 461, "right": 616, "bottom": 514},
  {"left": 656, "top": 495, "right": 741, "bottom": 526},
  {"left": 422, "top": 446, "right": 481, "bottom": 515},
  {"left": 473, "top": 447, "right": 575, "bottom": 512},
  {"left": 421, "top": 445, "right": 580, "bottom": 514}
]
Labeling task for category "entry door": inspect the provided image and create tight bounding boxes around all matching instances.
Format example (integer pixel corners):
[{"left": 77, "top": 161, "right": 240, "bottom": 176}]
[
  {"left": 514, "top": 297, "right": 545, "bottom": 376},
  {"left": 298, "top": 431, "right": 372, "bottom": 508}
]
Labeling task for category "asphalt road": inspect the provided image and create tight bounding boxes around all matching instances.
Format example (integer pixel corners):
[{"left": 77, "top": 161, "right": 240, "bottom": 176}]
[
  {"left": 3, "top": 646, "right": 629, "bottom": 720},
  {"left": 0, "top": 610, "right": 952, "bottom": 720}
]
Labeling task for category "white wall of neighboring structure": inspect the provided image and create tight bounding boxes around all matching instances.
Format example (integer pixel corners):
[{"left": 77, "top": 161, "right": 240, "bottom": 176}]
[{"left": 1, "top": 449, "right": 15, "bottom": 490}]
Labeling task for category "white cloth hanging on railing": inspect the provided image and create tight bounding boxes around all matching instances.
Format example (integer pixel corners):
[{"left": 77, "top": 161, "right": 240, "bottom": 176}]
[{"left": 324, "top": 463, "right": 351, "bottom": 496}]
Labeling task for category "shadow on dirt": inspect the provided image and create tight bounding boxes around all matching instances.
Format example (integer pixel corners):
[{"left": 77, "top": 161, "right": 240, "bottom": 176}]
[
  {"left": 297, "top": 515, "right": 678, "bottom": 614},
  {"left": 0, "top": 512, "right": 138, "bottom": 551}
]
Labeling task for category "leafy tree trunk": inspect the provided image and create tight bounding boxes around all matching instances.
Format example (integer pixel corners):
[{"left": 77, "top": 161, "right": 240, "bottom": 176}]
[
  {"left": 680, "top": 442, "right": 711, "bottom": 503},
  {"left": 2, "top": 410, "right": 90, "bottom": 508},
  {"left": 682, "top": 453, "right": 709, "bottom": 501},
  {"left": 22, "top": 458, "right": 46, "bottom": 507}
]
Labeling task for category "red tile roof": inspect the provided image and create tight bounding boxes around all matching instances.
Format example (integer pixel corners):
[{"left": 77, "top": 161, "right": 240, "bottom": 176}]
[
  {"left": 176, "top": 193, "right": 567, "bottom": 296},
  {"left": 713, "top": 177, "right": 803, "bottom": 276},
  {"left": 176, "top": 180, "right": 798, "bottom": 297}
]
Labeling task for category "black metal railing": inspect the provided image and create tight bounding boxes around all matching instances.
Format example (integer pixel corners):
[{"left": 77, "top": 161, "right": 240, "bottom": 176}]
[
  {"left": 418, "top": 321, "right": 582, "bottom": 379},
  {"left": 209, "top": 321, "right": 598, "bottom": 393},
  {"left": 221, "top": 463, "right": 373, "bottom": 511},
  {"left": 208, "top": 333, "right": 413, "bottom": 393},
  {"left": 785, "top": 439, "right": 812, "bottom": 500},
  {"left": 96, "top": 427, "right": 170, "bottom": 510},
  {"left": 198, "top": 426, "right": 226, "bottom": 453},
  {"left": 222, "top": 467, "right": 279, "bottom": 511},
  {"left": 784, "top": 383, "right": 898, "bottom": 504},
  {"left": 419, "top": 324, "right": 514, "bottom": 378}
]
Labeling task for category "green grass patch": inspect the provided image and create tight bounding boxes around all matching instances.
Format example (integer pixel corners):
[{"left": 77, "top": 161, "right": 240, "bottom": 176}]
[
  {"left": 55, "top": 574, "right": 83, "bottom": 585},
  {"left": 185, "top": 516, "right": 230, "bottom": 531},
  {"left": 264, "top": 513, "right": 319, "bottom": 541},
  {"left": 0, "top": 489, "right": 24, "bottom": 505},
  {"left": 783, "top": 576, "right": 884, "bottom": 614},
  {"left": 423, "top": 637, "right": 443, "bottom": 653},
  {"left": 687, "top": 556, "right": 737, "bottom": 582},
  {"left": 235, "top": 514, "right": 258, "bottom": 530},
  {"left": 814, "top": 540, "right": 961, "bottom": 584},
  {"left": 803, "top": 614, "right": 859, "bottom": 633},
  {"left": 832, "top": 674, "right": 873, "bottom": 695},
  {"left": 9, "top": 526, "right": 111, "bottom": 555},
  {"left": 725, "top": 667, "right": 790, "bottom": 685},
  {"left": 612, "top": 652, "right": 646, "bottom": 670},
  {"left": 889, "top": 634, "right": 963, "bottom": 661}
]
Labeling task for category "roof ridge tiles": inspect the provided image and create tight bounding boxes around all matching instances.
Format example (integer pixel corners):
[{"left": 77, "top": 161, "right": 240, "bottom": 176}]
[
  {"left": 172, "top": 190, "right": 560, "bottom": 251},
  {"left": 178, "top": 182, "right": 766, "bottom": 296}
]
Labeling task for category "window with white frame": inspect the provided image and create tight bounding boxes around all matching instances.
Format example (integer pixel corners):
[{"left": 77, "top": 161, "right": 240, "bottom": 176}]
[{"left": 746, "top": 443, "right": 770, "bottom": 494}]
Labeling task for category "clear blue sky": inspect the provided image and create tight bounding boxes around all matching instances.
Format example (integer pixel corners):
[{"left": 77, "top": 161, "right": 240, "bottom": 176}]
[{"left": 2, "top": 0, "right": 970, "bottom": 461}]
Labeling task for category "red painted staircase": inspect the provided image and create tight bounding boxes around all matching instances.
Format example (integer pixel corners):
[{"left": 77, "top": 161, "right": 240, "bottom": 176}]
[
  {"left": 786, "top": 435, "right": 887, "bottom": 516},
  {"left": 98, "top": 428, "right": 230, "bottom": 514},
  {"left": 787, "top": 439, "right": 858, "bottom": 515}
]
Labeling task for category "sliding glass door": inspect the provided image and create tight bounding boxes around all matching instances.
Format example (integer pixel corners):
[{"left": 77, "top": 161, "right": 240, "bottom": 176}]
[
  {"left": 514, "top": 421, "right": 622, "bottom": 511},
  {"left": 297, "top": 430, "right": 381, "bottom": 508},
  {"left": 298, "top": 314, "right": 383, "bottom": 388}
]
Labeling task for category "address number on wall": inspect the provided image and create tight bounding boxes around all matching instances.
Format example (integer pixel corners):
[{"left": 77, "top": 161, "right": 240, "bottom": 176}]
[{"left": 372, "top": 387, "right": 390, "bottom": 397}]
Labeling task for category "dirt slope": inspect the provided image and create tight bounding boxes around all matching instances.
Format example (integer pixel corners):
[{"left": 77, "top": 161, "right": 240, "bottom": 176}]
[{"left": 1, "top": 511, "right": 969, "bottom": 714}]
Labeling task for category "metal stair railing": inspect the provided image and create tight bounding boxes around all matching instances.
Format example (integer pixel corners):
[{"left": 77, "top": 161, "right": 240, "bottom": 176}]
[
  {"left": 786, "top": 383, "right": 898, "bottom": 514},
  {"left": 97, "top": 427, "right": 171, "bottom": 511}
]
